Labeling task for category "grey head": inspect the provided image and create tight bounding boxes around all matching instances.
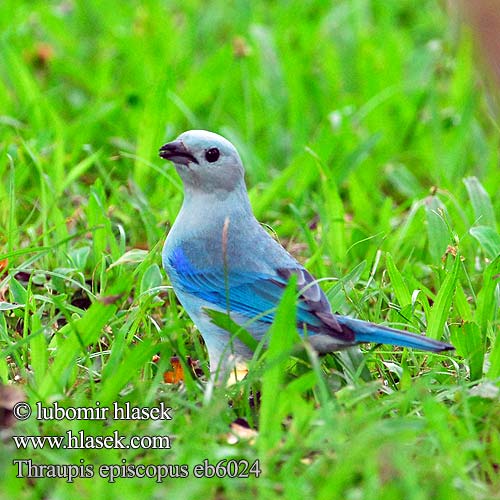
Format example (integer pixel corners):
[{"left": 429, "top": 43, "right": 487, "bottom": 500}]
[{"left": 159, "top": 130, "right": 245, "bottom": 193}]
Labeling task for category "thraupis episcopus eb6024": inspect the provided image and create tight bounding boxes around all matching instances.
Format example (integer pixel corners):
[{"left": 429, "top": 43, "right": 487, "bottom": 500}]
[{"left": 159, "top": 130, "right": 453, "bottom": 380}]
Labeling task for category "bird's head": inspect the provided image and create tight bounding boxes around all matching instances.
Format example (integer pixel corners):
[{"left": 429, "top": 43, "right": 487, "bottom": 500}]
[{"left": 159, "top": 130, "right": 245, "bottom": 193}]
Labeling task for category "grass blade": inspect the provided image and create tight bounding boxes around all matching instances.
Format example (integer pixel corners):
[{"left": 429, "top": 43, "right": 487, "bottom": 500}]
[
  {"left": 463, "top": 176, "right": 496, "bottom": 228},
  {"left": 426, "top": 254, "right": 460, "bottom": 340}
]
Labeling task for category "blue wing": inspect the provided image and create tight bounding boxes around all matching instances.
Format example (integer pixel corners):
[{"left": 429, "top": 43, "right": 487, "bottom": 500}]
[
  {"left": 166, "top": 246, "right": 453, "bottom": 353},
  {"left": 166, "top": 246, "right": 346, "bottom": 338}
]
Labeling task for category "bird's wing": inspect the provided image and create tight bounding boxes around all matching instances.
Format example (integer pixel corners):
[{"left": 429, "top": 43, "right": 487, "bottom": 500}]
[{"left": 167, "top": 246, "right": 346, "bottom": 337}]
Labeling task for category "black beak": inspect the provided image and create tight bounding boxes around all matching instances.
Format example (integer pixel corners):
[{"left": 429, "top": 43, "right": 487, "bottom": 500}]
[{"left": 159, "top": 141, "right": 198, "bottom": 165}]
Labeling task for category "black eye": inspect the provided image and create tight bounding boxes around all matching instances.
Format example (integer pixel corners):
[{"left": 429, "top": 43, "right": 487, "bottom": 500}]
[{"left": 205, "top": 147, "right": 220, "bottom": 163}]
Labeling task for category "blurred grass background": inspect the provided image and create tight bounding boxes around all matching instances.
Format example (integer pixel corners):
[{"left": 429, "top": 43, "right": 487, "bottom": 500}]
[{"left": 0, "top": 0, "right": 499, "bottom": 498}]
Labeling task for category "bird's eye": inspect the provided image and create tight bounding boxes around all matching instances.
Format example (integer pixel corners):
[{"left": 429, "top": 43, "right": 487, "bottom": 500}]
[{"left": 205, "top": 147, "right": 220, "bottom": 163}]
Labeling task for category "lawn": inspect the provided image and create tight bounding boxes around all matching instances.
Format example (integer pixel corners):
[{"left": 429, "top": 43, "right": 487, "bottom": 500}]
[{"left": 0, "top": 1, "right": 499, "bottom": 499}]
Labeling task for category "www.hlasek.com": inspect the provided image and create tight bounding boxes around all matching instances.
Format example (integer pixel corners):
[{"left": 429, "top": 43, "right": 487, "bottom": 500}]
[{"left": 11, "top": 401, "right": 261, "bottom": 482}]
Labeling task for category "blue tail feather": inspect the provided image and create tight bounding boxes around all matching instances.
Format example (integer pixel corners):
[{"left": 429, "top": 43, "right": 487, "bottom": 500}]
[{"left": 335, "top": 316, "right": 454, "bottom": 353}]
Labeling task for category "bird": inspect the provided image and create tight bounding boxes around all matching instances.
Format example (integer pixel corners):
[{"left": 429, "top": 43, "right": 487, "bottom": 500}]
[{"left": 159, "top": 130, "right": 454, "bottom": 381}]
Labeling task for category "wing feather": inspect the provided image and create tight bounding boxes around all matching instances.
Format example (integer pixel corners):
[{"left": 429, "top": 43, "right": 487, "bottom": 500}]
[{"left": 167, "top": 246, "right": 347, "bottom": 337}]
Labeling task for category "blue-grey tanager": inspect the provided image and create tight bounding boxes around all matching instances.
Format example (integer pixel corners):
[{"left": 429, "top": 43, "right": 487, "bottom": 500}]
[{"left": 159, "top": 130, "right": 453, "bottom": 379}]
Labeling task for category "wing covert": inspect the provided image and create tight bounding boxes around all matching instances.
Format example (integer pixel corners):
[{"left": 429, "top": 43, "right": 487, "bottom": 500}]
[{"left": 166, "top": 246, "right": 344, "bottom": 336}]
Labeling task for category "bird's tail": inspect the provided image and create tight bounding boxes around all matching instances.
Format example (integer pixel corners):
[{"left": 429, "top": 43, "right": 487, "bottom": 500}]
[{"left": 335, "top": 316, "right": 454, "bottom": 353}]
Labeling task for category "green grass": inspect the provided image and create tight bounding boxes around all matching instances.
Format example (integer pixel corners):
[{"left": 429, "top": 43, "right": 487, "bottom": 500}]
[{"left": 1, "top": 0, "right": 499, "bottom": 498}]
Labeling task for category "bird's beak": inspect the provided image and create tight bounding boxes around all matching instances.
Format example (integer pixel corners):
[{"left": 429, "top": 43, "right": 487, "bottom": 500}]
[{"left": 159, "top": 141, "right": 199, "bottom": 165}]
